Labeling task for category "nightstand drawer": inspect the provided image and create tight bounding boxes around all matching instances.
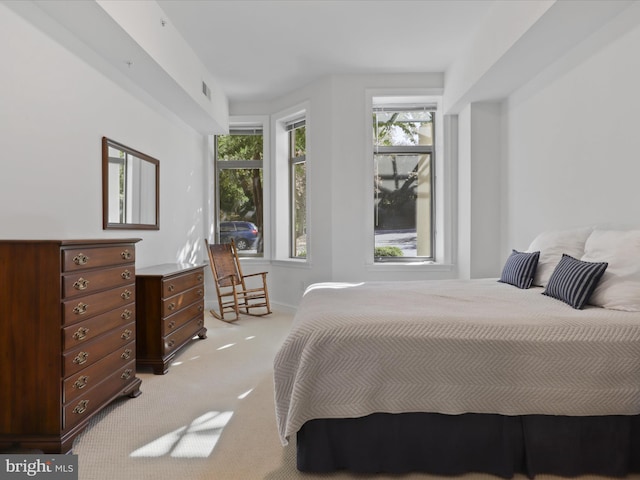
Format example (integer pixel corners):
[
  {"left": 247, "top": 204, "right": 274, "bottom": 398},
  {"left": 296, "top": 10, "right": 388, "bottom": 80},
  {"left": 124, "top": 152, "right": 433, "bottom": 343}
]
[
  {"left": 162, "top": 286, "right": 204, "bottom": 317},
  {"left": 163, "top": 301, "right": 204, "bottom": 336},
  {"left": 164, "top": 317, "right": 206, "bottom": 355},
  {"left": 162, "top": 270, "right": 204, "bottom": 298}
]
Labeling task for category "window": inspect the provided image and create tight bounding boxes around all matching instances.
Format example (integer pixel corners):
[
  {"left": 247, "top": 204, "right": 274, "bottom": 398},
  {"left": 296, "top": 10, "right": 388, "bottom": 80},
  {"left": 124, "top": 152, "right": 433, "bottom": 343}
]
[
  {"left": 215, "top": 127, "right": 264, "bottom": 256},
  {"left": 288, "top": 119, "right": 306, "bottom": 258},
  {"left": 373, "top": 105, "right": 435, "bottom": 262}
]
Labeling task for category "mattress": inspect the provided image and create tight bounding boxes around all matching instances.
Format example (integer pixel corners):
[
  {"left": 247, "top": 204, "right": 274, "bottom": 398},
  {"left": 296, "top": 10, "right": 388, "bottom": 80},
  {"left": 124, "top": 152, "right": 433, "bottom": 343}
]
[{"left": 273, "top": 279, "right": 640, "bottom": 445}]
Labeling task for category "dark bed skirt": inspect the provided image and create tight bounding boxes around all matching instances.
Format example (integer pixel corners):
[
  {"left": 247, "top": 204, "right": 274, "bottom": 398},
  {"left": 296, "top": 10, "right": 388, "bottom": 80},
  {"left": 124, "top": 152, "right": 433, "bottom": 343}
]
[{"left": 296, "top": 412, "right": 640, "bottom": 478}]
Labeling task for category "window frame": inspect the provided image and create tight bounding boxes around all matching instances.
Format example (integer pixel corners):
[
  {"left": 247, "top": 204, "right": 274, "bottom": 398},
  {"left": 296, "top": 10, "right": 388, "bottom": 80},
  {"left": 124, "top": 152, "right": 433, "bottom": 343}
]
[
  {"left": 287, "top": 119, "right": 306, "bottom": 258},
  {"left": 365, "top": 92, "right": 451, "bottom": 270},
  {"left": 272, "top": 104, "right": 309, "bottom": 264},
  {"left": 373, "top": 105, "right": 436, "bottom": 263}
]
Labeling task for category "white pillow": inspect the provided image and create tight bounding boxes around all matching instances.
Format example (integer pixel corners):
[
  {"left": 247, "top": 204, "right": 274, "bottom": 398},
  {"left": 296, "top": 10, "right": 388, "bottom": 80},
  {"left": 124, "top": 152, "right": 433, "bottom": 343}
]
[
  {"left": 581, "top": 230, "right": 640, "bottom": 311},
  {"left": 527, "top": 227, "right": 594, "bottom": 287}
]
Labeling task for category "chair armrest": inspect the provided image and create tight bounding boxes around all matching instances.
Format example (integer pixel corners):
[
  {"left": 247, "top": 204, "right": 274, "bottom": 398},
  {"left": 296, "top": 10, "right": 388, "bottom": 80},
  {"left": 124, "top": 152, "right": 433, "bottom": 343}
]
[{"left": 242, "top": 272, "right": 268, "bottom": 279}]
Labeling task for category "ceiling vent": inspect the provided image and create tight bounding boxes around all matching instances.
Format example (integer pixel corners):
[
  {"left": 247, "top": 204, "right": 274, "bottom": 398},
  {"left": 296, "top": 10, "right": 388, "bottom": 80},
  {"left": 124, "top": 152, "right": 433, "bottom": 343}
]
[{"left": 202, "top": 81, "right": 211, "bottom": 101}]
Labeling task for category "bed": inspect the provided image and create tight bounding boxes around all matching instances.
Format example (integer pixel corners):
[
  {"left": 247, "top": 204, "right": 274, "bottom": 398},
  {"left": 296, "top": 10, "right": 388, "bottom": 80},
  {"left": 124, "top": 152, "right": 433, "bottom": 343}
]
[{"left": 273, "top": 228, "right": 640, "bottom": 478}]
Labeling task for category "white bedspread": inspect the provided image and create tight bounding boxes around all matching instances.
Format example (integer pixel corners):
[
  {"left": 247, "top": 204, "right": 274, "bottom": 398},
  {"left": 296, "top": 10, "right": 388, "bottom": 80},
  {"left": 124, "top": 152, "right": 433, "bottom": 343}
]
[{"left": 273, "top": 279, "right": 640, "bottom": 444}]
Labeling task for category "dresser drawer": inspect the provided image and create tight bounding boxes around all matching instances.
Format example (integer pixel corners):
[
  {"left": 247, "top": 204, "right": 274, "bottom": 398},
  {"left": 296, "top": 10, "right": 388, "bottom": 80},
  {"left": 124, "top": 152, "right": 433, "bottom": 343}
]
[
  {"left": 62, "top": 245, "right": 136, "bottom": 272},
  {"left": 63, "top": 341, "right": 135, "bottom": 403},
  {"left": 163, "top": 301, "right": 204, "bottom": 336},
  {"left": 162, "top": 285, "right": 204, "bottom": 317},
  {"left": 164, "top": 317, "right": 206, "bottom": 355},
  {"left": 62, "top": 265, "right": 135, "bottom": 298},
  {"left": 63, "top": 359, "right": 136, "bottom": 431},
  {"left": 63, "top": 322, "right": 135, "bottom": 376},
  {"left": 63, "top": 285, "right": 135, "bottom": 325},
  {"left": 62, "top": 305, "right": 135, "bottom": 350},
  {"left": 162, "top": 270, "right": 204, "bottom": 298}
]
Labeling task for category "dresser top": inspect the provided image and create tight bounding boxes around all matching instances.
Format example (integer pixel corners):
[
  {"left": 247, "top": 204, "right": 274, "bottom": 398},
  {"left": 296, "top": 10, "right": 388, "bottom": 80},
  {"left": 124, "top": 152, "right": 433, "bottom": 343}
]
[
  {"left": 0, "top": 238, "right": 142, "bottom": 245},
  {"left": 136, "top": 263, "right": 206, "bottom": 277}
]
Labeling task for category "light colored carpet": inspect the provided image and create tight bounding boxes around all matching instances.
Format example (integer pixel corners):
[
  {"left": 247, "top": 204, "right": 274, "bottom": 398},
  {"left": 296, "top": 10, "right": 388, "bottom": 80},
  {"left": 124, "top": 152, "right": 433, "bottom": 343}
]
[
  {"left": 73, "top": 310, "right": 640, "bottom": 480},
  {"left": 74, "top": 309, "right": 294, "bottom": 480}
]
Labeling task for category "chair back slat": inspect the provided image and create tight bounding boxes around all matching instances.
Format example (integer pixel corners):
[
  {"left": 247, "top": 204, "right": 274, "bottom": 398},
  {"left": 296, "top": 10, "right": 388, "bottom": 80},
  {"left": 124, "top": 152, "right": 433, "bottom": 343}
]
[{"left": 207, "top": 242, "right": 241, "bottom": 287}]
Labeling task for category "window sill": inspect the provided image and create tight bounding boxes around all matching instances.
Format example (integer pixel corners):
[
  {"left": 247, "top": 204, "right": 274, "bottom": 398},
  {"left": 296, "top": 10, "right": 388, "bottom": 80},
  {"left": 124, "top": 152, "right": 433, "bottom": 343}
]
[
  {"left": 271, "top": 258, "right": 311, "bottom": 269},
  {"left": 236, "top": 257, "right": 271, "bottom": 267},
  {"left": 365, "top": 262, "right": 454, "bottom": 272}
]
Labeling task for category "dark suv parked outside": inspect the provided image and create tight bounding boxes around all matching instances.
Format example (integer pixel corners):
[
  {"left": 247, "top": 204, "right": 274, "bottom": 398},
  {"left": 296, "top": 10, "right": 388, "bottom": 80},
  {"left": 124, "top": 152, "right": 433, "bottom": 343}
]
[{"left": 220, "top": 221, "right": 259, "bottom": 250}]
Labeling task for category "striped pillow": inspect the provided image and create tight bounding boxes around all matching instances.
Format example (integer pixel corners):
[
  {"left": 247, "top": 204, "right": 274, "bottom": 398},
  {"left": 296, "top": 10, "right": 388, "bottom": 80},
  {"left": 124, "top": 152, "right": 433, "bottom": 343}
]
[
  {"left": 543, "top": 254, "right": 608, "bottom": 309},
  {"left": 498, "top": 250, "right": 540, "bottom": 289}
]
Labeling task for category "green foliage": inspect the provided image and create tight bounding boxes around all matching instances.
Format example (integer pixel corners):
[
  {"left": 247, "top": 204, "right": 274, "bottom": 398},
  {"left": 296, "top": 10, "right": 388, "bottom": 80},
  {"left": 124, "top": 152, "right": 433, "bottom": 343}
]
[
  {"left": 374, "top": 112, "right": 413, "bottom": 146},
  {"left": 216, "top": 134, "right": 263, "bottom": 225},
  {"left": 374, "top": 246, "right": 404, "bottom": 257},
  {"left": 217, "top": 134, "right": 263, "bottom": 161},
  {"left": 291, "top": 126, "right": 307, "bottom": 242},
  {"left": 293, "top": 125, "right": 306, "bottom": 157}
]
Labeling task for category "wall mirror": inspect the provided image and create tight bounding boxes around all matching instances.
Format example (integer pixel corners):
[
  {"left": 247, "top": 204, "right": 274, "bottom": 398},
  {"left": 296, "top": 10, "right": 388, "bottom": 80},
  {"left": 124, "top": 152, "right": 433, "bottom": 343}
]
[{"left": 102, "top": 137, "right": 159, "bottom": 230}]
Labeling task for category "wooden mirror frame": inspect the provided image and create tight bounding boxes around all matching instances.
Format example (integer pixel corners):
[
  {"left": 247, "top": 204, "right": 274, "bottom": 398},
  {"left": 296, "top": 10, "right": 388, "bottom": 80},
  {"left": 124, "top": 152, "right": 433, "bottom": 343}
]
[{"left": 102, "top": 137, "right": 160, "bottom": 230}]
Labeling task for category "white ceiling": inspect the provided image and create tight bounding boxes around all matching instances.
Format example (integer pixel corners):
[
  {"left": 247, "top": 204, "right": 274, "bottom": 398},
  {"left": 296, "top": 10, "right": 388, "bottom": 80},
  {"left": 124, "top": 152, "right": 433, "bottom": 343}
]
[{"left": 156, "top": 0, "right": 495, "bottom": 104}]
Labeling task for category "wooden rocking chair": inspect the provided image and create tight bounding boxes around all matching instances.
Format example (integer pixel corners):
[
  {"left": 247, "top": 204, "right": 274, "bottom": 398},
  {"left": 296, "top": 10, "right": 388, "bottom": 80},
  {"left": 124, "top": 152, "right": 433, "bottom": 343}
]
[{"left": 204, "top": 238, "right": 271, "bottom": 322}]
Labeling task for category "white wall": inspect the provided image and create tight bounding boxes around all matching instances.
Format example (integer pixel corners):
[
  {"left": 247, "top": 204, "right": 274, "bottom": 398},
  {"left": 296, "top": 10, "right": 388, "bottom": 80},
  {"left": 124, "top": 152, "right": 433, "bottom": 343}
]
[
  {"left": 504, "top": 1, "right": 640, "bottom": 250},
  {"left": 234, "top": 73, "right": 457, "bottom": 308},
  {"left": 0, "top": 3, "right": 209, "bottom": 269},
  {"left": 457, "top": 102, "right": 503, "bottom": 279}
]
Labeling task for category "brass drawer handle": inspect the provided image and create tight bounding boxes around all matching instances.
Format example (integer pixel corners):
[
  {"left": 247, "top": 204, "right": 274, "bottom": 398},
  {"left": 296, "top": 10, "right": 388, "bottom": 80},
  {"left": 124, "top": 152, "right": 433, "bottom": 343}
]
[
  {"left": 168, "top": 302, "right": 176, "bottom": 311},
  {"left": 121, "top": 309, "right": 132, "bottom": 320},
  {"left": 198, "top": 305, "right": 203, "bottom": 312},
  {"left": 121, "top": 348, "right": 132, "bottom": 360},
  {"left": 73, "top": 399, "right": 89, "bottom": 415},
  {"left": 73, "top": 351, "right": 89, "bottom": 365},
  {"left": 197, "top": 274, "right": 203, "bottom": 282},
  {"left": 121, "top": 249, "right": 132, "bottom": 260},
  {"left": 72, "top": 327, "right": 89, "bottom": 341},
  {"left": 168, "top": 284, "right": 175, "bottom": 292},
  {"left": 121, "top": 269, "right": 131, "bottom": 280},
  {"left": 73, "top": 303, "right": 88, "bottom": 315},
  {"left": 121, "top": 289, "right": 132, "bottom": 300},
  {"left": 168, "top": 320, "right": 176, "bottom": 330},
  {"left": 73, "top": 253, "right": 89, "bottom": 265},
  {"left": 197, "top": 289, "right": 203, "bottom": 297},
  {"left": 73, "top": 375, "right": 89, "bottom": 390},
  {"left": 167, "top": 339, "right": 176, "bottom": 348},
  {"left": 121, "top": 329, "right": 132, "bottom": 340},
  {"left": 198, "top": 319, "right": 204, "bottom": 326},
  {"left": 73, "top": 277, "right": 89, "bottom": 291},
  {"left": 121, "top": 369, "right": 133, "bottom": 380}
]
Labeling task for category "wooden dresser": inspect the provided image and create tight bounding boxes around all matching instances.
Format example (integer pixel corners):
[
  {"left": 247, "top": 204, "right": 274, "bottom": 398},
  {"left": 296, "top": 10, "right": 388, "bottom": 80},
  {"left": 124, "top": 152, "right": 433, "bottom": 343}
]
[
  {"left": 135, "top": 263, "right": 207, "bottom": 374},
  {"left": 0, "top": 239, "right": 142, "bottom": 454}
]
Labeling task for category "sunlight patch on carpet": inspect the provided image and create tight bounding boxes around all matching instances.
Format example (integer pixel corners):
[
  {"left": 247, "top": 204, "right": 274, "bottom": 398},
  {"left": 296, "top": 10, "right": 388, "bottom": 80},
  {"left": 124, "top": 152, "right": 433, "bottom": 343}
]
[
  {"left": 130, "top": 411, "right": 234, "bottom": 458},
  {"left": 237, "top": 388, "right": 254, "bottom": 399}
]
